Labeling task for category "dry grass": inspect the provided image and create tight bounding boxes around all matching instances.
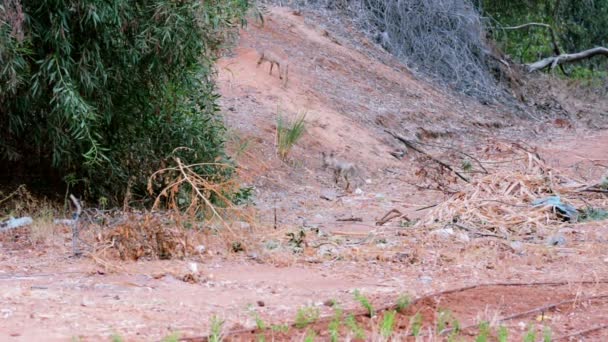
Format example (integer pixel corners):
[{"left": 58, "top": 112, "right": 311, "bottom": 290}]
[{"left": 416, "top": 141, "right": 603, "bottom": 239}]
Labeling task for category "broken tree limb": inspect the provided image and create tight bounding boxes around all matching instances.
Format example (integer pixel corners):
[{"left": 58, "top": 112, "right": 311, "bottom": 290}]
[
  {"left": 375, "top": 209, "right": 403, "bottom": 226},
  {"left": 528, "top": 47, "right": 608, "bottom": 72},
  {"left": 385, "top": 130, "right": 470, "bottom": 183}
]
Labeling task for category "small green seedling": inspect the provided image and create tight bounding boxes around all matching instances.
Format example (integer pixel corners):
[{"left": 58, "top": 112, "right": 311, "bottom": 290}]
[
  {"left": 345, "top": 314, "right": 366, "bottom": 339},
  {"left": 543, "top": 326, "right": 552, "bottom": 342},
  {"left": 328, "top": 306, "right": 343, "bottom": 342},
  {"left": 410, "top": 312, "right": 423, "bottom": 337},
  {"left": 162, "top": 332, "right": 180, "bottom": 342},
  {"left": 295, "top": 306, "right": 320, "bottom": 329},
  {"left": 523, "top": 325, "right": 537, "bottom": 342},
  {"left": 304, "top": 329, "right": 316, "bottom": 342},
  {"left": 111, "top": 335, "right": 124, "bottom": 342},
  {"left": 475, "top": 321, "right": 490, "bottom": 342},
  {"left": 497, "top": 325, "right": 508, "bottom": 342},
  {"left": 396, "top": 294, "right": 411, "bottom": 312},
  {"left": 209, "top": 316, "right": 224, "bottom": 342},
  {"left": 270, "top": 324, "right": 289, "bottom": 333},
  {"left": 380, "top": 310, "right": 397, "bottom": 339},
  {"left": 354, "top": 289, "right": 375, "bottom": 317}
]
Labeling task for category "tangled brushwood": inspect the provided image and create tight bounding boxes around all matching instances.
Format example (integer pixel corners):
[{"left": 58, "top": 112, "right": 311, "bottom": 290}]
[
  {"left": 272, "top": 0, "right": 503, "bottom": 102},
  {"left": 416, "top": 142, "right": 606, "bottom": 240},
  {"left": 148, "top": 156, "right": 241, "bottom": 220},
  {"left": 96, "top": 213, "right": 200, "bottom": 261}
]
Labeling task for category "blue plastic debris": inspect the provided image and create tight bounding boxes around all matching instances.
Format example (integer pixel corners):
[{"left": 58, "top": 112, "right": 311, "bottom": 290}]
[{"left": 532, "top": 196, "right": 578, "bottom": 222}]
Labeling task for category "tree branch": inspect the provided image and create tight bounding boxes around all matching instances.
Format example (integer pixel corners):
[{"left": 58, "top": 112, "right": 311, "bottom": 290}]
[{"left": 528, "top": 47, "right": 608, "bottom": 72}]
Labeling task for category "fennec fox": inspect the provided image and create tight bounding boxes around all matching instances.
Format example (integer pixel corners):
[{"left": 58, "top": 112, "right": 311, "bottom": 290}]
[
  {"left": 257, "top": 50, "right": 289, "bottom": 83},
  {"left": 321, "top": 152, "right": 362, "bottom": 191}
]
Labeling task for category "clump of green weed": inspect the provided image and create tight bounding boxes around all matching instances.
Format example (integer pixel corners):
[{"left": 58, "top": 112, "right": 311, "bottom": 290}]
[
  {"left": 209, "top": 316, "right": 224, "bottom": 342},
  {"left": 270, "top": 324, "right": 289, "bottom": 333},
  {"left": 162, "top": 332, "right": 180, "bottom": 342},
  {"left": 354, "top": 289, "right": 375, "bottom": 317},
  {"left": 328, "top": 306, "right": 343, "bottom": 342},
  {"left": 437, "top": 309, "right": 460, "bottom": 336},
  {"left": 410, "top": 312, "right": 423, "bottom": 337},
  {"left": 111, "top": 335, "right": 124, "bottom": 342},
  {"left": 497, "top": 325, "right": 508, "bottom": 342},
  {"left": 345, "top": 314, "right": 366, "bottom": 339},
  {"left": 304, "top": 329, "right": 316, "bottom": 342},
  {"left": 580, "top": 207, "right": 608, "bottom": 222},
  {"left": 276, "top": 111, "right": 306, "bottom": 160},
  {"left": 543, "top": 326, "right": 552, "bottom": 342},
  {"left": 380, "top": 310, "right": 397, "bottom": 339},
  {"left": 523, "top": 325, "right": 537, "bottom": 342},
  {"left": 396, "top": 294, "right": 411, "bottom": 312},
  {"left": 475, "top": 321, "right": 490, "bottom": 342},
  {"left": 295, "top": 306, "right": 320, "bottom": 329}
]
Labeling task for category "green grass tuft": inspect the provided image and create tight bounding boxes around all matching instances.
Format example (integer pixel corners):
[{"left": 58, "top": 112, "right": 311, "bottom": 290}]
[
  {"left": 380, "top": 310, "right": 397, "bottom": 339},
  {"left": 276, "top": 111, "right": 306, "bottom": 160},
  {"left": 354, "top": 289, "right": 375, "bottom": 317},
  {"left": 295, "top": 306, "right": 320, "bottom": 329}
]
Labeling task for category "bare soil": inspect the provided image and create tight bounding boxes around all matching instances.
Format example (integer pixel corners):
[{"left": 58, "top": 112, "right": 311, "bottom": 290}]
[{"left": 2, "top": 6, "right": 608, "bottom": 342}]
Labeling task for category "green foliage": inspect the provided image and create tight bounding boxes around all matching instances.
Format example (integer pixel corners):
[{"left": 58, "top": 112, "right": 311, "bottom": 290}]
[
  {"left": 580, "top": 207, "right": 608, "bottom": 222},
  {"left": 209, "top": 316, "right": 224, "bottom": 342},
  {"left": 270, "top": 324, "right": 289, "bottom": 333},
  {"left": 162, "top": 332, "right": 180, "bottom": 342},
  {"left": 523, "top": 325, "right": 537, "bottom": 342},
  {"left": 304, "top": 329, "right": 317, "bottom": 342},
  {"left": 345, "top": 314, "right": 366, "bottom": 339},
  {"left": 396, "top": 294, "right": 411, "bottom": 312},
  {"left": 410, "top": 312, "right": 423, "bottom": 337},
  {"left": 354, "top": 289, "right": 375, "bottom": 317},
  {"left": 110, "top": 335, "right": 123, "bottom": 342},
  {"left": 543, "top": 326, "right": 553, "bottom": 342},
  {"left": 497, "top": 325, "right": 509, "bottom": 342},
  {"left": 276, "top": 111, "right": 307, "bottom": 161},
  {"left": 480, "top": 0, "right": 608, "bottom": 76},
  {"left": 328, "top": 306, "right": 343, "bottom": 342},
  {"left": 380, "top": 310, "right": 397, "bottom": 339},
  {"left": 295, "top": 307, "right": 320, "bottom": 329},
  {"left": 0, "top": 0, "right": 249, "bottom": 203},
  {"left": 475, "top": 321, "right": 490, "bottom": 342}
]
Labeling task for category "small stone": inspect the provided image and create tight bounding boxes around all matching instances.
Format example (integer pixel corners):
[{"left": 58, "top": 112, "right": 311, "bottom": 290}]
[
  {"left": 510, "top": 241, "right": 523, "bottom": 251},
  {"left": 431, "top": 228, "right": 454, "bottom": 239},
  {"left": 195, "top": 245, "right": 206, "bottom": 253},
  {"left": 354, "top": 188, "right": 363, "bottom": 195},
  {"left": 323, "top": 299, "right": 336, "bottom": 307},
  {"left": 257, "top": 300, "right": 265, "bottom": 307},
  {"left": 188, "top": 262, "right": 199, "bottom": 274},
  {"left": 419, "top": 275, "right": 432, "bottom": 284},
  {"left": 546, "top": 234, "right": 566, "bottom": 247}
]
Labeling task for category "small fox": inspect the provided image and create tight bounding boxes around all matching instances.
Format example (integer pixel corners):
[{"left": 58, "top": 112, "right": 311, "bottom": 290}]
[
  {"left": 321, "top": 151, "right": 362, "bottom": 191},
  {"left": 257, "top": 50, "right": 289, "bottom": 84}
]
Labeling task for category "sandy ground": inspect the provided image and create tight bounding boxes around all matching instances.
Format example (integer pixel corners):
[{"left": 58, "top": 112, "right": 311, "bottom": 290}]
[{"left": 2, "top": 6, "right": 608, "bottom": 342}]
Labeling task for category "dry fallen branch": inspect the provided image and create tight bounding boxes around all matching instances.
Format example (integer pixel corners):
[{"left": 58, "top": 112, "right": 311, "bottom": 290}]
[
  {"left": 528, "top": 47, "right": 608, "bottom": 72},
  {"left": 555, "top": 324, "right": 608, "bottom": 341},
  {"left": 386, "top": 130, "right": 470, "bottom": 183}
]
